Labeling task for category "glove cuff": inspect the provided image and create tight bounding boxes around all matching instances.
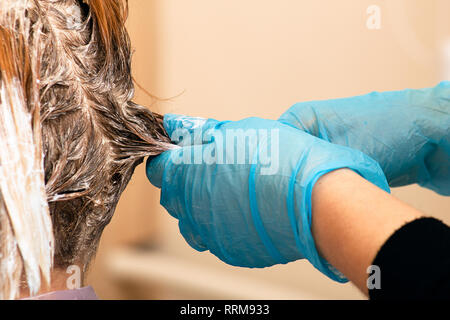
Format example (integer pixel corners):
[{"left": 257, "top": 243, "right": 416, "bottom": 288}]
[{"left": 293, "top": 155, "right": 390, "bottom": 283}]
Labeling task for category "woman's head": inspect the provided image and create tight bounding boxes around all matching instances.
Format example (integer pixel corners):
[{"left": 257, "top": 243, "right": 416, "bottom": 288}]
[{"left": 0, "top": 0, "right": 171, "bottom": 299}]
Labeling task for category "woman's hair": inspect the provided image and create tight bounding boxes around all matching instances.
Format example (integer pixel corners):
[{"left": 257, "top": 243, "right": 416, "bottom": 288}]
[{"left": 0, "top": 0, "right": 172, "bottom": 299}]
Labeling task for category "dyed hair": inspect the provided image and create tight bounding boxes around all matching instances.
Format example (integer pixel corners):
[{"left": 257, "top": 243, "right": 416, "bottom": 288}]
[{"left": 0, "top": 0, "right": 172, "bottom": 299}]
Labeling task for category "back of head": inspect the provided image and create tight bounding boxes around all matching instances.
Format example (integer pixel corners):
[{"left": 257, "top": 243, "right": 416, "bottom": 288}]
[{"left": 0, "top": 0, "right": 171, "bottom": 299}]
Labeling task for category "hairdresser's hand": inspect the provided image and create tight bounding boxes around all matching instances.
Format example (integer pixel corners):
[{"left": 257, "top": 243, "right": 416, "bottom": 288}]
[
  {"left": 279, "top": 81, "right": 450, "bottom": 195},
  {"left": 146, "top": 114, "right": 389, "bottom": 282}
]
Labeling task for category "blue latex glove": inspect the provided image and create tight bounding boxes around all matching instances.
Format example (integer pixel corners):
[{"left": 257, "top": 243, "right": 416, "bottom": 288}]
[
  {"left": 279, "top": 81, "right": 450, "bottom": 195},
  {"left": 146, "top": 114, "right": 390, "bottom": 282}
]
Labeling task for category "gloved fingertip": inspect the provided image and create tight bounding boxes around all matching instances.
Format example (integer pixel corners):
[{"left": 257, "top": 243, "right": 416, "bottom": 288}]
[
  {"left": 179, "top": 220, "right": 208, "bottom": 252},
  {"left": 146, "top": 151, "right": 173, "bottom": 188},
  {"left": 437, "top": 80, "right": 450, "bottom": 88},
  {"left": 164, "top": 113, "right": 209, "bottom": 137}
]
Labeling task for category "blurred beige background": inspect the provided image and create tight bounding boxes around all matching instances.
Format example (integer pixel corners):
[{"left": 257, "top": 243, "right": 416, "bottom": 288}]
[{"left": 87, "top": 0, "right": 450, "bottom": 299}]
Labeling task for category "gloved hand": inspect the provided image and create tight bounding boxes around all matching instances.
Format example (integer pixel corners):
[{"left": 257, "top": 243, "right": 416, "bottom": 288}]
[
  {"left": 146, "top": 114, "right": 390, "bottom": 282},
  {"left": 279, "top": 81, "right": 450, "bottom": 195}
]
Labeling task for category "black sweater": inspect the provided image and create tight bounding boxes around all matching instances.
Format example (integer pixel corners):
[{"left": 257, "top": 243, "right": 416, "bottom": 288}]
[{"left": 369, "top": 217, "right": 450, "bottom": 300}]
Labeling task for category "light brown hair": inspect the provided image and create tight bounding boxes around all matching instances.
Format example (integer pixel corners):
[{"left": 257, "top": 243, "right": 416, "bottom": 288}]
[{"left": 0, "top": 0, "right": 172, "bottom": 299}]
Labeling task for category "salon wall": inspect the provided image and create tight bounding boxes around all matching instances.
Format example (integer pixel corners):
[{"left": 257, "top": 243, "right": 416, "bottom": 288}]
[{"left": 88, "top": 0, "right": 450, "bottom": 299}]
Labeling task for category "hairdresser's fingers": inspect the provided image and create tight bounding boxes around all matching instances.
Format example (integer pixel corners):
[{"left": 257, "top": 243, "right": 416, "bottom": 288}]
[
  {"left": 146, "top": 143, "right": 206, "bottom": 189},
  {"left": 146, "top": 151, "right": 172, "bottom": 189},
  {"left": 163, "top": 114, "right": 225, "bottom": 146},
  {"left": 145, "top": 145, "right": 209, "bottom": 252}
]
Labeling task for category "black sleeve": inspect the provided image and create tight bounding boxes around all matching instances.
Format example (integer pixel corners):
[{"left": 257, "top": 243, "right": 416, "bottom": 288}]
[{"left": 369, "top": 217, "right": 450, "bottom": 300}]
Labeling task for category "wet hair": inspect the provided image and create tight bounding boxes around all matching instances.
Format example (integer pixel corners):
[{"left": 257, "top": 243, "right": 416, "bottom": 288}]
[{"left": 0, "top": 0, "right": 172, "bottom": 299}]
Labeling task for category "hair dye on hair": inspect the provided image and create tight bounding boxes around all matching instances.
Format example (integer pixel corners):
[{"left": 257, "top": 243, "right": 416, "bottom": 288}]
[{"left": 0, "top": 0, "right": 172, "bottom": 299}]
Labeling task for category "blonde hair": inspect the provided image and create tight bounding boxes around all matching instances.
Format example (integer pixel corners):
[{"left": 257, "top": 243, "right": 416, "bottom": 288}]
[{"left": 0, "top": 0, "right": 171, "bottom": 299}]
